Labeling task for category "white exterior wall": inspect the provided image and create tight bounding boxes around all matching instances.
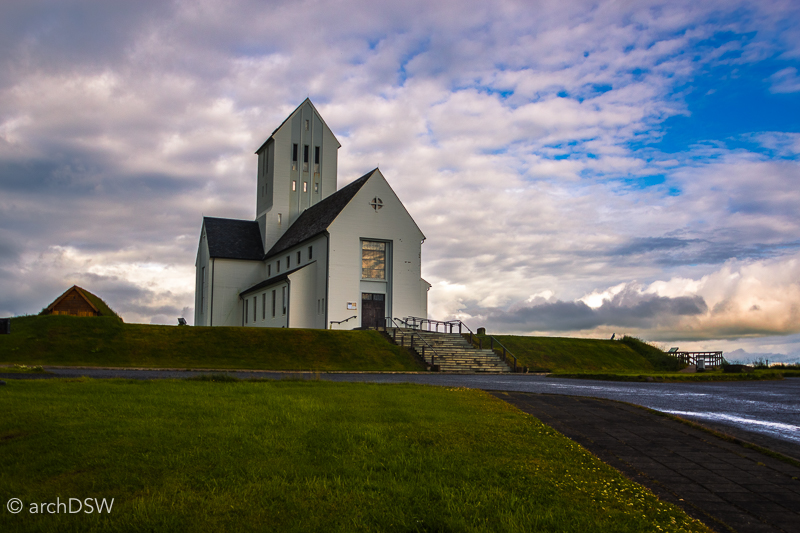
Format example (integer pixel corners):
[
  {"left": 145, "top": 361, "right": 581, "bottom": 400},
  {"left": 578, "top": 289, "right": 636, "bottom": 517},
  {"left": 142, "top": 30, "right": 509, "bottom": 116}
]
[
  {"left": 210, "top": 259, "right": 265, "bottom": 326},
  {"left": 327, "top": 171, "right": 427, "bottom": 328},
  {"left": 243, "top": 234, "right": 328, "bottom": 329},
  {"left": 288, "top": 262, "right": 318, "bottom": 329},
  {"left": 194, "top": 230, "right": 211, "bottom": 326},
  {"left": 243, "top": 280, "right": 289, "bottom": 328}
]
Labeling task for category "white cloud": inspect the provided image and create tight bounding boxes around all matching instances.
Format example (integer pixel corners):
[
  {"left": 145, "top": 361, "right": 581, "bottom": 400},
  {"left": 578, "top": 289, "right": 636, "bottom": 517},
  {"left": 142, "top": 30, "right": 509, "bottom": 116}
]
[{"left": 768, "top": 67, "right": 800, "bottom": 93}]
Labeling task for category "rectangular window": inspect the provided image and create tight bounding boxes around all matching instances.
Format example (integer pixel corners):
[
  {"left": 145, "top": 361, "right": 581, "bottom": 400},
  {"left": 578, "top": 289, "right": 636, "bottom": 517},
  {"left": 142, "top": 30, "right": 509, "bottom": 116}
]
[
  {"left": 277, "top": 213, "right": 282, "bottom": 226},
  {"left": 292, "top": 180, "right": 296, "bottom": 192},
  {"left": 308, "top": 246, "right": 313, "bottom": 260},
  {"left": 282, "top": 286, "right": 287, "bottom": 315},
  {"left": 286, "top": 256, "right": 290, "bottom": 269},
  {"left": 245, "top": 298, "right": 249, "bottom": 324},
  {"left": 314, "top": 182, "right": 319, "bottom": 192},
  {"left": 268, "top": 264, "right": 271, "bottom": 277},
  {"left": 276, "top": 260, "right": 280, "bottom": 273},
  {"left": 305, "top": 119, "right": 309, "bottom": 131},
  {"left": 297, "top": 251, "right": 301, "bottom": 264},
  {"left": 303, "top": 144, "right": 309, "bottom": 172},
  {"left": 272, "top": 290, "right": 276, "bottom": 317},
  {"left": 253, "top": 297, "right": 257, "bottom": 323},
  {"left": 292, "top": 143, "right": 298, "bottom": 162},
  {"left": 314, "top": 146, "right": 320, "bottom": 164},
  {"left": 362, "top": 241, "right": 386, "bottom": 279},
  {"left": 262, "top": 293, "right": 266, "bottom": 320},
  {"left": 303, "top": 181, "right": 307, "bottom": 193}
]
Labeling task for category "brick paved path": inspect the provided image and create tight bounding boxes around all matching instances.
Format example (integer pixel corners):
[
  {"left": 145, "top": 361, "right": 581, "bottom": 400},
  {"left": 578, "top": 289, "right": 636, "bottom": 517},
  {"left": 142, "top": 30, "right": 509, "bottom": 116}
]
[{"left": 493, "top": 392, "right": 800, "bottom": 533}]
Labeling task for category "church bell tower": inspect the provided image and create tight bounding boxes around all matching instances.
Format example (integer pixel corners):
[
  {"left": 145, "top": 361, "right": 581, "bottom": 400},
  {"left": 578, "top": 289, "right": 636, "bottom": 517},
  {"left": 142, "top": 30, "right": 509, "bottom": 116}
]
[{"left": 254, "top": 99, "right": 341, "bottom": 253}]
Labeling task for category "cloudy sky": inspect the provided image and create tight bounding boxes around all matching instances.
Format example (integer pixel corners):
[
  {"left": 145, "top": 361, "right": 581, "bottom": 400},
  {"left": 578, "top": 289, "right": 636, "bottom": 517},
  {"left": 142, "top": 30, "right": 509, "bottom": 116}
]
[{"left": 1, "top": 0, "right": 799, "bottom": 361}]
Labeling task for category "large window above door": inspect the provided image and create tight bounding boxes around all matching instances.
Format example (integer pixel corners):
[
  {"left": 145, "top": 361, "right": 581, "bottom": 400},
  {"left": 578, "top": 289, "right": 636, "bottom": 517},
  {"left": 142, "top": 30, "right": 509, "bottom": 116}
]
[{"left": 361, "top": 241, "right": 386, "bottom": 279}]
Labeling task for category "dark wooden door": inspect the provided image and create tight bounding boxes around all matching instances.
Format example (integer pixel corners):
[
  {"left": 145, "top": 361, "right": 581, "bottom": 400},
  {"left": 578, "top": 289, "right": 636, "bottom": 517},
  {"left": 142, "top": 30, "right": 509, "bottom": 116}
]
[{"left": 361, "top": 293, "right": 385, "bottom": 328}]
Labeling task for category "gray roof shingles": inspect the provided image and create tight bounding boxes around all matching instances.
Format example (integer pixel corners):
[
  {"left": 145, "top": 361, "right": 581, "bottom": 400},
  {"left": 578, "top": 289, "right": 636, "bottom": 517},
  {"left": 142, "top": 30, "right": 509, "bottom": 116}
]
[
  {"left": 204, "top": 168, "right": 375, "bottom": 263},
  {"left": 204, "top": 217, "right": 264, "bottom": 260},
  {"left": 265, "top": 169, "right": 375, "bottom": 258}
]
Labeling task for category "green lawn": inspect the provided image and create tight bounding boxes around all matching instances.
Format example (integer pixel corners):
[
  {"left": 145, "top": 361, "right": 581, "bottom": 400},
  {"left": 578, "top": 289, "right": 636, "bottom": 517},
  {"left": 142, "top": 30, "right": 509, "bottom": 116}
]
[
  {"left": 0, "top": 315, "right": 423, "bottom": 371},
  {"left": 0, "top": 379, "right": 708, "bottom": 532}
]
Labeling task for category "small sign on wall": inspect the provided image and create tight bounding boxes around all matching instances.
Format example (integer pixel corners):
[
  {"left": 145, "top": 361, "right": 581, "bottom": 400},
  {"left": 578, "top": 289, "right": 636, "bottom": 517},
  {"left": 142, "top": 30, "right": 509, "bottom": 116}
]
[{"left": 347, "top": 302, "right": 357, "bottom": 310}]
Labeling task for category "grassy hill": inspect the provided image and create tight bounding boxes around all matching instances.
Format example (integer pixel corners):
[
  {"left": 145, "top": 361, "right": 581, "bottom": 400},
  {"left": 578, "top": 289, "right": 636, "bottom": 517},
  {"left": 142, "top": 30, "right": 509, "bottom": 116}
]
[
  {"left": 475, "top": 333, "right": 680, "bottom": 373},
  {"left": 0, "top": 315, "right": 424, "bottom": 371}
]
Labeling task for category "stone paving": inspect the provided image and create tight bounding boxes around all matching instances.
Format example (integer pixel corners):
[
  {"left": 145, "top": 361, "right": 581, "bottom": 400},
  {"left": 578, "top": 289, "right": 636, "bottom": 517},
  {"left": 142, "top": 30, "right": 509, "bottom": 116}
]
[{"left": 493, "top": 391, "right": 800, "bottom": 533}]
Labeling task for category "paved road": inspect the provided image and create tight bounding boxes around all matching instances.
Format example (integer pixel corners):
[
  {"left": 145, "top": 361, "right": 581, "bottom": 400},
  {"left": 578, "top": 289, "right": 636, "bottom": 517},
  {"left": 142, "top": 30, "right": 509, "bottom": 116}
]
[
  {"left": 14, "top": 368, "right": 799, "bottom": 457},
  {"left": 497, "top": 392, "right": 800, "bottom": 533}
]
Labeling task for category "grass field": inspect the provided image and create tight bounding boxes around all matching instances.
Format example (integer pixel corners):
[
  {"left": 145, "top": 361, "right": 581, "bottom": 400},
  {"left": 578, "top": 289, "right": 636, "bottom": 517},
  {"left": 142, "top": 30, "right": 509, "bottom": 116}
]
[
  {"left": 0, "top": 379, "right": 708, "bottom": 532},
  {"left": 474, "top": 334, "right": 679, "bottom": 373},
  {"left": 0, "top": 315, "right": 423, "bottom": 371}
]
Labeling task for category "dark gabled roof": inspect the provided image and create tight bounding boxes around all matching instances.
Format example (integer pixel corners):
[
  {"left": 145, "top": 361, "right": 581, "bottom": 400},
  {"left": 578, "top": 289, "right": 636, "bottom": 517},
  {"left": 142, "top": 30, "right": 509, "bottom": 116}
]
[
  {"left": 204, "top": 217, "right": 264, "bottom": 260},
  {"left": 240, "top": 261, "right": 317, "bottom": 297},
  {"left": 265, "top": 169, "right": 376, "bottom": 258}
]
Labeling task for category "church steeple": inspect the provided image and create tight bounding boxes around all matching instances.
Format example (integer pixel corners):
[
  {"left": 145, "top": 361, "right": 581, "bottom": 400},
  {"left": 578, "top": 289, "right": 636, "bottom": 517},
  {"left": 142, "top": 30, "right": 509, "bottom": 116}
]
[{"left": 254, "top": 99, "right": 341, "bottom": 253}]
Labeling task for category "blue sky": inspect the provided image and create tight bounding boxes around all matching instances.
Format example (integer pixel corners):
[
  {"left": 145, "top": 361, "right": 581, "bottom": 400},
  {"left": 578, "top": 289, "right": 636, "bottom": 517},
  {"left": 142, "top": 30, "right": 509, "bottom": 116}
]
[{"left": 0, "top": 0, "right": 799, "bottom": 361}]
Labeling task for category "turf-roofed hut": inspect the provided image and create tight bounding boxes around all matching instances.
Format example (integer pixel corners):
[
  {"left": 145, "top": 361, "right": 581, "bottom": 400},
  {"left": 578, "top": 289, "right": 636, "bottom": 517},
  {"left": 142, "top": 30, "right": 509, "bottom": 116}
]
[{"left": 41, "top": 286, "right": 122, "bottom": 321}]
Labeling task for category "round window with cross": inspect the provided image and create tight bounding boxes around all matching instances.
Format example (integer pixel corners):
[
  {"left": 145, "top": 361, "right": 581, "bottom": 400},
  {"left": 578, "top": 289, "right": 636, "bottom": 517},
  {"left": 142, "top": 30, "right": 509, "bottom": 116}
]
[{"left": 370, "top": 197, "right": 383, "bottom": 211}]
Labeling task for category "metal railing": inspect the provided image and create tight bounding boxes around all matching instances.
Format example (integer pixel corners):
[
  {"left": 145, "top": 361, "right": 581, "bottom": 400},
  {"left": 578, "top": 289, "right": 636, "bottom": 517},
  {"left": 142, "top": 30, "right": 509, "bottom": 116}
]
[
  {"left": 329, "top": 315, "right": 357, "bottom": 329},
  {"left": 382, "top": 316, "right": 441, "bottom": 369},
  {"left": 404, "top": 316, "right": 522, "bottom": 373}
]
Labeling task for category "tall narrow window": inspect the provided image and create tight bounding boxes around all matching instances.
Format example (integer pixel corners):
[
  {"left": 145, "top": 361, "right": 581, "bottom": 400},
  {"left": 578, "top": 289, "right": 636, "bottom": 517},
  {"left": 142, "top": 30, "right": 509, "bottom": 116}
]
[
  {"left": 304, "top": 119, "right": 309, "bottom": 131},
  {"left": 262, "top": 293, "right": 266, "bottom": 319},
  {"left": 314, "top": 182, "right": 319, "bottom": 193},
  {"left": 314, "top": 146, "right": 320, "bottom": 174},
  {"left": 297, "top": 251, "right": 301, "bottom": 264},
  {"left": 303, "top": 181, "right": 307, "bottom": 193},
  {"left": 268, "top": 264, "right": 271, "bottom": 277},
  {"left": 277, "top": 213, "right": 282, "bottom": 226},
  {"left": 245, "top": 298, "right": 249, "bottom": 324},
  {"left": 272, "top": 290, "right": 276, "bottom": 317},
  {"left": 282, "top": 286, "right": 287, "bottom": 315},
  {"left": 286, "top": 256, "right": 290, "bottom": 269},
  {"left": 292, "top": 143, "right": 298, "bottom": 168},
  {"left": 308, "top": 246, "right": 313, "bottom": 260},
  {"left": 362, "top": 241, "right": 386, "bottom": 279},
  {"left": 276, "top": 260, "right": 280, "bottom": 273},
  {"left": 303, "top": 144, "right": 309, "bottom": 172},
  {"left": 253, "top": 297, "right": 257, "bottom": 323},
  {"left": 292, "top": 180, "right": 296, "bottom": 191}
]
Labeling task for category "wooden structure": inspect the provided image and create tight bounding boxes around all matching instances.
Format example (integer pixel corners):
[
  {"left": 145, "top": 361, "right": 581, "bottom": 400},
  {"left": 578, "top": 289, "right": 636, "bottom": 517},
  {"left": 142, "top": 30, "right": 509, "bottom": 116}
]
[
  {"left": 671, "top": 351, "right": 724, "bottom": 367},
  {"left": 42, "top": 286, "right": 112, "bottom": 317}
]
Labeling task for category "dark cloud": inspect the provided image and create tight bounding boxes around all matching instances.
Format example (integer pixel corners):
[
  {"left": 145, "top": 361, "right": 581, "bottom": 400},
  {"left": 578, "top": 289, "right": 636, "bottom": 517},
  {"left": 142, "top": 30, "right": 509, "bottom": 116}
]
[{"left": 469, "top": 289, "right": 708, "bottom": 332}]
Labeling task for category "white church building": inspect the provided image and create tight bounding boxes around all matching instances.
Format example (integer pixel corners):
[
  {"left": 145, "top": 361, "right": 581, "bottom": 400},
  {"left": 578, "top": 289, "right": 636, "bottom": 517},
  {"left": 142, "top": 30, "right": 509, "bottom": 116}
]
[{"left": 194, "top": 99, "right": 429, "bottom": 329}]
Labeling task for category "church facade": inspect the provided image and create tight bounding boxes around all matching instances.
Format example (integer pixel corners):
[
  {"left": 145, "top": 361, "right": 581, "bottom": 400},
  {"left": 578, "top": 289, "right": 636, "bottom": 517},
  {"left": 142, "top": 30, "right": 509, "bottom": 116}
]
[{"left": 194, "top": 99, "right": 429, "bottom": 329}]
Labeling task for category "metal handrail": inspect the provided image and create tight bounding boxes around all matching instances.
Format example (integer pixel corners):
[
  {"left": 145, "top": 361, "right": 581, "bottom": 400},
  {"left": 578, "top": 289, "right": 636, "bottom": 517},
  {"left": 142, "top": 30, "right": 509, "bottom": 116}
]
[
  {"left": 383, "top": 317, "right": 441, "bottom": 369},
  {"left": 329, "top": 315, "right": 357, "bottom": 329},
  {"left": 405, "top": 316, "right": 521, "bottom": 372}
]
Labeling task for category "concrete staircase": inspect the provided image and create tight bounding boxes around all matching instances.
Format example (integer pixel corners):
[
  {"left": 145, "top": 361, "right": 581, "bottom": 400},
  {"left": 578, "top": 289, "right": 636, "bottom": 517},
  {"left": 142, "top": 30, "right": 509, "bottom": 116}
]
[{"left": 384, "top": 328, "right": 511, "bottom": 373}]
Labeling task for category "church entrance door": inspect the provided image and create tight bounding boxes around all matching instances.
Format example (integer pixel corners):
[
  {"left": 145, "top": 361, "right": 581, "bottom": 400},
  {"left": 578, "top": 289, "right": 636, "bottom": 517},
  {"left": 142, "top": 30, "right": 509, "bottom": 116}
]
[{"left": 361, "top": 293, "right": 385, "bottom": 328}]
